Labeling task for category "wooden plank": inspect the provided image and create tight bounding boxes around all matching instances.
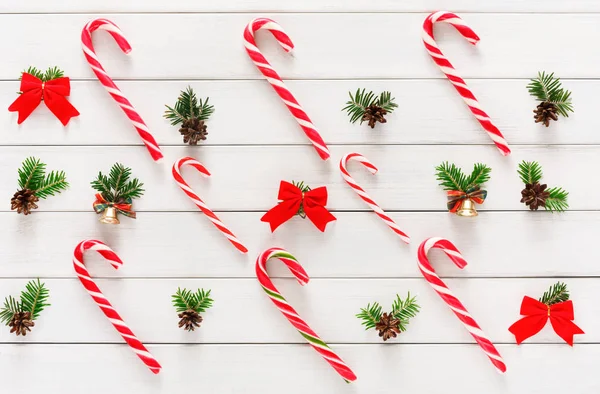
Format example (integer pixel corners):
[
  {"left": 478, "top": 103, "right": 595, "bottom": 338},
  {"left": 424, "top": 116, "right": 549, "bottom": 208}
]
[
  {"left": 0, "top": 344, "right": 596, "bottom": 393},
  {"left": 0, "top": 278, "right": 594, "bottom": 343},
  {"left": 0, "top": 145, "right": 590, "bottom": 211},
  {"left": 0, "top": 14, "right": 598, "bottom": 79},
  {"left": 1, "top": 212, "right": 597, "bottom": 278},
  {"left": 0, "top": 79, "right": 592, "bottom": 146}
]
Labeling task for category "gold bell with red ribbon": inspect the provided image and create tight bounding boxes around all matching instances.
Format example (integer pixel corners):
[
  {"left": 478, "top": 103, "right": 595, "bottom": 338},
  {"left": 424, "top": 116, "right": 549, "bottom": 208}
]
[
  {"left": 99, "top": 206, "right": 120, "bottom": 224},
  {"left": 456, "top": 198, "right": 478, "bottom": 217}
]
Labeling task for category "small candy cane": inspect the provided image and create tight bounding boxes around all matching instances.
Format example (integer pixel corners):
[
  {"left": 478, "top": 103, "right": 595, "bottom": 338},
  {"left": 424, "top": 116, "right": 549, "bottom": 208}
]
[
  {"left": 172, "top": 157, "right": 248, "bottom": 254},
  {"left": 73, "top": 239, "right": 161, "bottom": 374},
  {"left": 423, "top": 11, "right": 510, "bottom": 156},
  {"left": 340, "top": 153, "right": 410, "bottom": 244},
  {"left": 417, "top": 237, "right": 506, "bottom": 373},
  {"left": 256, "top": 248, "right": 357, "bottom": 382},
  {"left": 82, "top": 18, "right": 163, "bottom": 162},
  {"left": 244, "top": 18, "right": 330, "bottom": 161}
]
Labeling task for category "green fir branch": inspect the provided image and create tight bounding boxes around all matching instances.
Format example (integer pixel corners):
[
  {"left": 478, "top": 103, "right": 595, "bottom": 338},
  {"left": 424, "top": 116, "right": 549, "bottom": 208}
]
[
  {"left": 435, "top": 162, "right": 467, "bottom": 191},
  {"left": 544, "top": 187, "right": 569, "bottom": 213},
  {"left": 20, "top": 279, "right": 50, "bottom": 320},
  {"left": 465, "top": 163, "right": 491, "bottom": 188},
  {"left": 21, "top": 66, "right": 65, "bottom": 82},
  {"left": 17, "top": 157, "right": 45, "bottom": 190},
  {"left": 172, "top": 288, "right": 214, "bottom": 314},
  {"left": 527, "top": 72, "right": 574, "bottom": 117},
  {"left": 376, "top": 91, "right": 398, "bottom": 113},
  {"left": 34, "top": 170, "right": 69, "bottom": 199},
  {"left": 356, "top": 302, "right": 383, "bottom": 331},
  {"left": 391, "top": 293, "right": 420, "bottom": 332},
  {"left": 91, "top": 163, "right": 144, "bottom": 202},
  {"left": 0, "top": 296, "right": 21, "bottom": 326},
  {"left": 164, "top": 86, "right": 215, "bottom": 126},
  {"left": 539, "top": 282, "right": 569, "bottom": 306},
  {"left": 518, "top": 161, "right": 543, "bottom": 185}
]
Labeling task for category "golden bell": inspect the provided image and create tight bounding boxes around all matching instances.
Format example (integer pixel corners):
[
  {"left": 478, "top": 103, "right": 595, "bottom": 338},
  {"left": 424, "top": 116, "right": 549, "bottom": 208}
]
[
  {"left": 99, "top": 207, "right": 120, "bottom": 224},
  {"left": 456, "top": 198, "right": 478, "bottom": 217}
]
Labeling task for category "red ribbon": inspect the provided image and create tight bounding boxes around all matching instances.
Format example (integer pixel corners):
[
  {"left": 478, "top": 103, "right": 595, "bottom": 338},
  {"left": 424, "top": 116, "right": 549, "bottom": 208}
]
[
  {"left": 261, "top": 181, "right": 336, "bottom": 232},
  {"left": 8, "top": 72, "right": 80, "bottom": 125},
  {"left": 508, "top": 296, "right": 584, "bottom": 346}
]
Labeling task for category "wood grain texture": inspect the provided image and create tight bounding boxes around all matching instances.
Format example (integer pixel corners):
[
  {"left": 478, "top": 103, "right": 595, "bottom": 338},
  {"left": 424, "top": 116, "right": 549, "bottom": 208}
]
[{"left": 0, "top": 14, "right": 598, "bottom": 79}]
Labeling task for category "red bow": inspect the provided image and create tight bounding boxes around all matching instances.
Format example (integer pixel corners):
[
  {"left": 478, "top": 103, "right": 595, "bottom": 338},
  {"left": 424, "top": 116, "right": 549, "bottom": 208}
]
[
  {"left": 8, "top": 72, "right": 80, "bottom": 125},
  {"left": 508, "top": 296, "right": 584, "bottom": 346},
  {"left": 261, "top": 181, "right": 336, "bottom": 232}
]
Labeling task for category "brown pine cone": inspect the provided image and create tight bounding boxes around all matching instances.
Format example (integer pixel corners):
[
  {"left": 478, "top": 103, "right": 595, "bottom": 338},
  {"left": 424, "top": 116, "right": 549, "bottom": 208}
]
[
  {"left": 375, "top": 312, "right": 401, "bottom": 341},
  {"left": 178, "top": 309, "right": 203, "bottom": 331},
  {"left": 362, "top": 105, "right": 388, "bottom": 128},
  {"left": 534, "top": 101, "right": 559, "bottom": 127},
  {"left": 11, "top": 188, "right": 39, "bottom": 215},
  {"left": 521, "top": 182, "right": 550, "bottom": 210},
  {"left": 179, "top": 118, "right": 208, "bottom": 145},
  {"left": 8, "top": 311, "right": 35, "bottom": 336}
]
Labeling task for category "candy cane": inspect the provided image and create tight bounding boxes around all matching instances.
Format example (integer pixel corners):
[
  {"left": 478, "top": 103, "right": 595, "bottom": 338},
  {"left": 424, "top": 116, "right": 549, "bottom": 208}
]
[
  {"left": 256, "top": 248, "right": 357, "bottom": 382},
  {"left": 82, "top": 18, "right": 163, "bottom": 162},
  {"left": 244, "top": 18, "right": 330, "bottom": 161},
  {"left": 172, "top": 157, "right": 248, "bottom": 253},
  {"left": 423, "top": 11, "right": 510, "bottom": 156},
  {"left": 340, "top": 153, "right": 410, "bottom": 244},
  {"left": 417, "top": 237, "right": 506, "bottom": 373},
  {"left": 73, "top": 239, "right": 161, "bottom": 374}
]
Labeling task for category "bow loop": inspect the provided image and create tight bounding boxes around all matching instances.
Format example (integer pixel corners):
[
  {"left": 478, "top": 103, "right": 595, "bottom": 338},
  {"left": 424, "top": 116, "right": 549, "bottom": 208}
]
[{"left": 93, "top": 194, "right": 137, "bottom": 219}]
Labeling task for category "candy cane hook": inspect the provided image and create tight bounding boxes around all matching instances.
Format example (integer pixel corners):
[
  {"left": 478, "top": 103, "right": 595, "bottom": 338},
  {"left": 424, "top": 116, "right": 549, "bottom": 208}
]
[
  {"left": 417, "top": 237, "right": 506, "bottom": 373},
  {"left": 423, "top": 11, "right": 510, "bottom": 156},
  {"left": 82, "top": 18, "right": 163, "bottom": 162},
  {"left": 340, "top": 153, "right": 410, "bottom": 244},
  {"left": 244, "top": 18, "right": 330, "bottom": 161},
  {"left": 256, "top": 248, "right": 357, "bottom": 382},
  {"left": 172, "top": 157, "right": 248, "bottom": 253},
  {"left": 73, "top": 240, "right": 161, "bottom": 374}
]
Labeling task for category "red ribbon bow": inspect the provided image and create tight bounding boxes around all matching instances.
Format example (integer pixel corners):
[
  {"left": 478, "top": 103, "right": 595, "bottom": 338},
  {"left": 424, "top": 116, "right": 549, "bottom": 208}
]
[
  {"left": 8, "top": 72, "right": 80, "bottom": 125},
  {"left": 261, "top": 181, "right": 336, "bottom": 232},
  {"left": 508, "top": 296, "right": 584, "bottom": 346}
]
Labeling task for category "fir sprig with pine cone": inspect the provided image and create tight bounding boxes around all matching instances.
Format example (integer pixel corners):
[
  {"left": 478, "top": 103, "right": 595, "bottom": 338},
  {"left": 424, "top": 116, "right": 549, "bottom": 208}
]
[
  {"left": 435, "top": 162, "right": 491, "bottom": 215},
  {"left": 172, "top": 288, "right": 214, "bottom": 332},
  {"left": 343, "top": 89, "right": 398, "bottom": 128},
  {"left": 0, "top": 279, "right": 50, "bottom": 336},
  {"left": 518, "top": 161, "right": 568, "bottom": 212},
  {"left": 91, "top": 163, "right": 144, "bottom": 223},
  {"left": 356, "top": 293, "right": 420, "bottom": 341},
  {"left": 164, "top": 86, "right": 215, "bottom": 145},
  {"left": 11, "top": 157, "right": 69, "bottom": 215},
  {"left": 527, "top": 72, "right": 573, "bottom": 127}
]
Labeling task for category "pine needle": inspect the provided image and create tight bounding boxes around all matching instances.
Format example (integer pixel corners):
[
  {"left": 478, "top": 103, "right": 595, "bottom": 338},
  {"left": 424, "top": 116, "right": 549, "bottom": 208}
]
[
  {"left": 172, "top": 288, "right": 214, "bottom": 314},
  {"left": 539, "top": 282, "right": 569, "bottom": 305},
  {"left": 435, "top": 162, "right": 467, "bottom": 191},
  {"left": 91, "top": 163, "right": 144, "bottom": 202},
  {"left": 164, "top": 86, "right": 215, "bottom": 126},
  {"left": 356, "top": 302, "right": 382, "bottom": 331},
  {"left": 518, "top": 161, "right": 543, "bottom": 185},
  {"left": 20, "top": 279, "right": 50, "bottom": 320},
  {"left": 545, "top": 187, "right": 569, "bottom": 212},
  {"left": 527, "top": 72, "right": 574, "bottom": 117},
  {"left": 343, "top": 88, "right": 397, "bottom": 124},
  {"left": 391, "top": 293, "right": 420, "bottom": 332},
  {"left": 17, "top": 157, "right": 68, "bottom": 199},
  {"left": 21, "top": 66, "right": 65, "bottom": 82},
  {"left": 465, "top": 163, "right": 491, "bottom": 188},
  {"left": 0, "top": 296, "right": 21, "bottom": 325}
]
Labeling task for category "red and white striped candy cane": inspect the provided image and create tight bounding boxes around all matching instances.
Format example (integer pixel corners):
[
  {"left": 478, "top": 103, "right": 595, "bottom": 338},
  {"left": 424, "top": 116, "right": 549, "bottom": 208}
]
[
  {"left": 256, "top": 248, "right": 357, "bottom": 382},
  {"left": 244, "top": 18, "right": 330, "bottom": 161},
  {"left": 417, "top": 237, "right": 506, "bottom": 373},
  {"left": 73, "top": 239, "right": 161, "bottom": 374},
  {"left": 172, "top": 157, "right": 248, "bottom": 253},
  {"left": 340, "top": 153, "right": 410, "bottom": 244},
  {"left": 423, "top": 11, "right": 510, "bottom": 156},
  {"left": 82, "top": 18, "right": 163, "bottom": 162}
]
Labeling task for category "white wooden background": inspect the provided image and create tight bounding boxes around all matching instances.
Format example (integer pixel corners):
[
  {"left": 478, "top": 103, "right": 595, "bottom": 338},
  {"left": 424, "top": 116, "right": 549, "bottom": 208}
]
[{"left": 0, "top": 2, "right": 598, "bottom": 393}]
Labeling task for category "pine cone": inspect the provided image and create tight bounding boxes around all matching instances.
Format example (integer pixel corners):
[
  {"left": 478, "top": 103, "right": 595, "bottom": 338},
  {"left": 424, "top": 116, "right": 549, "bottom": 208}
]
[
  {"left": 375, "top": 312, "right": 401, "bottom": 341},
  {"left": 178, "top": 309, "right": 203, "bottom": 331},
  {"left": 11, "top": 188, "right": 39, "bottom": 215},
  {"left": 8, "top": 311, "right": 34, "bottom": 336},
  {"left": 534, "top": 101, "right": 559, "bottom": 127},
  {"left": 179, "top": 118, "right": 208, "bottom": 145},
  {"left": 521, "top": 182, "right": 550, "bottom": 210},
  {"left": 362, "top": 105, "right": 388, "bottom": 128}
]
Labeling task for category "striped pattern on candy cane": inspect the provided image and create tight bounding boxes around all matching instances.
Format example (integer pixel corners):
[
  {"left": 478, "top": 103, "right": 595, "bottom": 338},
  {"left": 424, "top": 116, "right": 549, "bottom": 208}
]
[
  {"left": 422, "top": 11, "right": 511, "bottom": 156},
  {"left": 339, "top": 152, "right": 410, "bottom": 244},
  {"left": 172, "top": 157, "right": 248, "bottom": 254},
  {"left": 256, "top": 248, "right": 357, "bottom": 382},
  {"left": 244, "top": 18, "right": 330, "bottom": 161},
  {"left": 73, "top": 240, "right": 161, "bottom": 374},
  {"left": 81, "top": 18, "right": 163, "bottom": 162},
  {"left": 417, "top": 237, "right": 507, "bottom": 373}
]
